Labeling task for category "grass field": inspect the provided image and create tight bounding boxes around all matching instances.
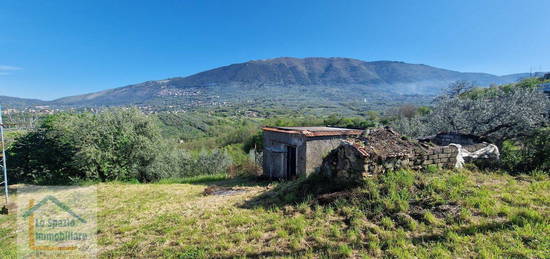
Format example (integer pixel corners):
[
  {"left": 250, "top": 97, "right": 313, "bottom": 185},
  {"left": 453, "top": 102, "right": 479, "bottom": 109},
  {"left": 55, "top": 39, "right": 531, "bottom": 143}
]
[{"left": 1, "top": 169, "right": 549, "bottom": 258}]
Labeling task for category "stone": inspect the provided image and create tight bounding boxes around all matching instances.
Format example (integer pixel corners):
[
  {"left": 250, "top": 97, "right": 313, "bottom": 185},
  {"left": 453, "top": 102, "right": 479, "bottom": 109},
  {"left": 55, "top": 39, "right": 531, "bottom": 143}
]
[{"left": 319, "top": 127, "right": 497, "bottom": 183}]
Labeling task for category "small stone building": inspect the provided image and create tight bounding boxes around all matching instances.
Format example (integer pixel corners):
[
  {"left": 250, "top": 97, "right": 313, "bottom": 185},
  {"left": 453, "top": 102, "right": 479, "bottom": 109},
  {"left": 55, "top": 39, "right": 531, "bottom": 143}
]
[
  {"left": 320, "top": 127, "right": 496, "bottom": 184},
  {"left": 262, "top": 127, "right": 363, "bottom": 179}
]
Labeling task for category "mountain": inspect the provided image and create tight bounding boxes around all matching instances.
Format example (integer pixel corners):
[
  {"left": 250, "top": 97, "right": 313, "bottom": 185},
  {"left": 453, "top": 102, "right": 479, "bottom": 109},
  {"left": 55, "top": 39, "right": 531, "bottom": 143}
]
[
  {"left": 51, "top": 57, "right": 530, "bottom": 107},
  {"left": 150, "top": 57, "right": 519, "bottom": 87},
  {"left": 0, "top": 96, "right": 47, "bottom": 109},
  {"left": 0, "top": 58, "right": 539, "bottom": 112},
  {"left": 498, "top": 72, "right": 547, "bottom": 83}
]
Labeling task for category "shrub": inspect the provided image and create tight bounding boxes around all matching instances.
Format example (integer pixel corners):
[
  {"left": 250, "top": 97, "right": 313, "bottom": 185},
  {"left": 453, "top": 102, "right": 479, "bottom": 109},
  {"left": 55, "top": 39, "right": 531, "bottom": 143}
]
[
  {"left": 499, "top": 128, "right": 550, "bottom": 174},
  {"left": 193, "top": 149, "right": 233, "bottom": 176},
  {"left": 8, "top": 108, "right": 164, "bottom": 183},
  {"left": 227, "top": 161, "right": 262, "bottom": 178},
  {"left": 524, "top": 128, "right": 550, "bottom": 172}
]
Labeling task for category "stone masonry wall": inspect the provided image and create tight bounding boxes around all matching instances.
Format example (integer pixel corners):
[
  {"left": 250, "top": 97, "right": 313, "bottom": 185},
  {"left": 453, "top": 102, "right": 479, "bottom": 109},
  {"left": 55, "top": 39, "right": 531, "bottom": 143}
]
[
  {"left": 416, "top": 145, "right": 459, "bottom": 169},
  {"left": 366, "top": 144, "right": 466, "bottom": 174},
  {"left": 321, "top": 140, "right": 490, "bottom": 184},
  {"left": 305, "top": 136, "right": 353, "bottom": 175},
  {"left": 414, "top": 143, "right": 488, "bottom": 168},
  {"left": 371, "top": 143, "right": 489, "bottom": 172}
]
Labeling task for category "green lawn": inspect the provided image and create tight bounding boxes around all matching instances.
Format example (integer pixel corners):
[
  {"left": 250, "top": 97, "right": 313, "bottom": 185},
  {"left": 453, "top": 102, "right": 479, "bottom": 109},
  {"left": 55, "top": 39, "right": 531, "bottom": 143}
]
[{"left": 1, "top": 170, "right": 549, "bottom": 258}]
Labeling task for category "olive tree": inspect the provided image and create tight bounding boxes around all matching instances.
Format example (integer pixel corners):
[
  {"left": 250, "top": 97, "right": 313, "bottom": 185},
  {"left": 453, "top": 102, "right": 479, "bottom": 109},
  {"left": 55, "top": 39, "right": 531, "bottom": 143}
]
[
  {"left": 392, "top": 80, "right": 550, "bottom": 142},
  {"left": 72, "top": 108, "right": 163, "bottom": 182},
  {"left": 426, "top": 82, "right": 549, "bottom": 141},
  {"left": 390, "top": 116, "right": 430, "bottom": 138},
  {"left": 8, "top": 108, "right": 165, "bottom": 183}
]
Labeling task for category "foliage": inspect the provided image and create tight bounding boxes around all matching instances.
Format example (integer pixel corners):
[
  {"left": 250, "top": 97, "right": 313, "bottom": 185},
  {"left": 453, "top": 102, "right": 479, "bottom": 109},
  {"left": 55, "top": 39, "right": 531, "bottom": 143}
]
[
  {"left": 7, "top": 128, "right": 78, "bottom": 184},
  {"left": 3, "top": 130, "right": 26, "bottom": 148},
  {"left": 8, "top": 108, "right": 164, "bottom": 183},
  {"left": 500, "top": 128, "right": 550, "bottom": 173},
  {"left": 323, "top": 114, "right": 378, "bottom": 129},
  {"left": 428, "top": 81, "right": 549, "bottom": 141},
  {"left": 243, "top": 131, "right": 263, "bottom": 153},
  {"left": 74, "top": 109, "right": 162, "bottom": 182},
  {"left": 193, "top": 149, "right": 233, "bottom": 176},
  {"left": 390, "top": 116, "right": 429, "bottom": 138},
  {"left": 7, "top": 108, "right": 244, "bottom": 184},
  {"left": 392, "top": 80, "right": 550, "bottom": 142},
  {"left": 524, "top": 127, "right": 550, "bottom": 172}
]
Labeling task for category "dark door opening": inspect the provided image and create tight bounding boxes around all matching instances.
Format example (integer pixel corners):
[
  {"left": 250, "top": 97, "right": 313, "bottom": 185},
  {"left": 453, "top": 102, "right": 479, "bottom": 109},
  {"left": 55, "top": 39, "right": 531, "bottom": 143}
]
[{"left": 286, "top": 146, "right": 297, "bottom": 180}]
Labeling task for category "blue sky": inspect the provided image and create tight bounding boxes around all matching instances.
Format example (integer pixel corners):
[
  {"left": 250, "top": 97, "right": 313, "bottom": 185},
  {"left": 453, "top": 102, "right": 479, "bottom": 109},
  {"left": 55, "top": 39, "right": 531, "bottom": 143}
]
[{"left": 1, "top": 0, "right": 549, "bottom": 100}]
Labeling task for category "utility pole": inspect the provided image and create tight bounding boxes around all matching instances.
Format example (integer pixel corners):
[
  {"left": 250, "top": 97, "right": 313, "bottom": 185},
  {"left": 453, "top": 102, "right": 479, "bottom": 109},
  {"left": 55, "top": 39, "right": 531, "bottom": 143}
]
[{"left": 0, "top": 105, "right": 9, "bottom": 214}]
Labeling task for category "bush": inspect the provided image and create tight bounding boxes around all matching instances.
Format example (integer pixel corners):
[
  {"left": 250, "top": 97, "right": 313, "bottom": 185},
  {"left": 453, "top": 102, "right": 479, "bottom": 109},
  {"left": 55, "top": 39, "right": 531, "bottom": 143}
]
[
  {"left": 499, "top": 128, "right": 550, "bottom": 174},
  {"left": 228, "top": 161, "right": 262, "bottom": 178},
  {"left": 7, "top": 108, "right": 242, "bottom": 184},
  {"left": 525, "top": 127, "right": 550, "bottom": 172},
  {"left": 193, "top": 149, "right": 233, "bottom": 176},
  {"left": 8, "top": 108, "right": 164, "bottom": 183}
]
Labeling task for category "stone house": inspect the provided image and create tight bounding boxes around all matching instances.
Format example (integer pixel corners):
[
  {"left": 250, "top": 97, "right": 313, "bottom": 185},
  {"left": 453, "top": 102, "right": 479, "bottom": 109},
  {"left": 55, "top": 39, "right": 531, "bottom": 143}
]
[{"left": 262, "top": 127, "right": 363, "bottom": 179}]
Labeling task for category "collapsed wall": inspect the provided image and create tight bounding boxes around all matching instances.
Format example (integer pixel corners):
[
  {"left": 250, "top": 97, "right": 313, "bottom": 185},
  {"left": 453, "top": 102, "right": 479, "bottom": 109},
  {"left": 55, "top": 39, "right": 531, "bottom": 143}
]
[{"left": 320, "top": 127, "right": 496, "bottom": 183}]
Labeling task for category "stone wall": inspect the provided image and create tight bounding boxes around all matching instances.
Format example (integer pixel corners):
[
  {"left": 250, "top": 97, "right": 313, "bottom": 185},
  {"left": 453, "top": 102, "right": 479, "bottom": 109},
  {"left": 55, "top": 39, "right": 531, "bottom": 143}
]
[
  {"left": 320, "top": 128, "right": 491, "bottom": 184},
  {"left": 416, "top": 145, "right": 459, "bottom": 169},
  {"left": 305, "top": 136, "right": 352, "bottom": 175}
]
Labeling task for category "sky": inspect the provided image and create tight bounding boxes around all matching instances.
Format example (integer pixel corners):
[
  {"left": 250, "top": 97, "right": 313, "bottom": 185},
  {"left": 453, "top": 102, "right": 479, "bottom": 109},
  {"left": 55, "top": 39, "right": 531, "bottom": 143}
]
[{"left": 1, "top": 0, "right": 549, "bottom": 100}]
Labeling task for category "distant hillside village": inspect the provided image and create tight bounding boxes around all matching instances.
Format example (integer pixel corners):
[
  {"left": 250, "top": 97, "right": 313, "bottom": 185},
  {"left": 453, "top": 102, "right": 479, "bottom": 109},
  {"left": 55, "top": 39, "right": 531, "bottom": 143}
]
[
  {"left": 2, "top": 58, "right": 549, "bottom": 115},
  {"left": 3, "top": 73, "right": 550, "bottom": 116},
  {"left": 2, "top": 106, "right": 57, "bottom": 115}
]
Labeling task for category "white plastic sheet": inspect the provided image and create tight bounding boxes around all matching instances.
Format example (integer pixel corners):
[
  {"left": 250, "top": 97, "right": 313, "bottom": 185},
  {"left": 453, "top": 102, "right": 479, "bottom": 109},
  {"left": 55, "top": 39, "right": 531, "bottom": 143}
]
[{"left": 449, "top": 144, "right": 500, "bottom": 168}]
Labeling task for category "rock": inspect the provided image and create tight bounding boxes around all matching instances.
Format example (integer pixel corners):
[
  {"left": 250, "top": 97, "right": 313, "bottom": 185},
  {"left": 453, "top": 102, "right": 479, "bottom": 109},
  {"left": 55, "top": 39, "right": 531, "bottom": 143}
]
[{"left": 1, "top": 202, "right": 17, "bottom": 215}]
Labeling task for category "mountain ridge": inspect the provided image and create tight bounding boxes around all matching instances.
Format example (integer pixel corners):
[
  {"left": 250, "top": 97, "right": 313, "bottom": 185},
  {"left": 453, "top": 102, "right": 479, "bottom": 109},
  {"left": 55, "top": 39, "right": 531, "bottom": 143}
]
[{"left": 1, "top": 57, "right": 542, "bottom": 108}]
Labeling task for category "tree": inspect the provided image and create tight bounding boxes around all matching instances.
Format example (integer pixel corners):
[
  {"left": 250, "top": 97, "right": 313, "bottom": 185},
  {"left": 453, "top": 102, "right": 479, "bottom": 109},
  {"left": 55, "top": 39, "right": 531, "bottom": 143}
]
[
  {"left": 500, "top": 127, "right": 550, "bottom": 173},
  {"left": 8, "top": 108, "right": 164, "bottom": 183},
  {"left": 71, "top": 108, "right": 162, "bottom": 182},
  {"left": 391, "top": 80, "right": 550, "bottom": 142},
  {"left": 445, "top": 80, "right": 474, "bottom": 97},
  {"left": 426, "top": 84, "right": 549, "bottom": 142},
  {"left": 391, "top": 116, "right": 429, "bottom": 138},
  {"left": 8, "top": 113, "right": 86, "bottom": 184},
  {"left": 396, "top": 104, "right": 418, "bottom": 119}
]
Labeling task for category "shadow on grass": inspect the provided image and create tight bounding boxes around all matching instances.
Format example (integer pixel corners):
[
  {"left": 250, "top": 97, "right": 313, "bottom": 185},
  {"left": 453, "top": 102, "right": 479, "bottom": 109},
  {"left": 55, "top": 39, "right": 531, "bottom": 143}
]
[
  {"left": 240, "top": 174, "right": 356, "bottom": 210},
  {"left": 156, "top": 174, "right": 273, "bottom": 188}
]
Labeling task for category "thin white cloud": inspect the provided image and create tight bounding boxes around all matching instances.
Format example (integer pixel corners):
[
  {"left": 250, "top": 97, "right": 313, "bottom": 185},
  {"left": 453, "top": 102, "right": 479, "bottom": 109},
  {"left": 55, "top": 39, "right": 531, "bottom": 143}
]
[{"left": 0, "top": 65, "right": 22, "bottom": 75}]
